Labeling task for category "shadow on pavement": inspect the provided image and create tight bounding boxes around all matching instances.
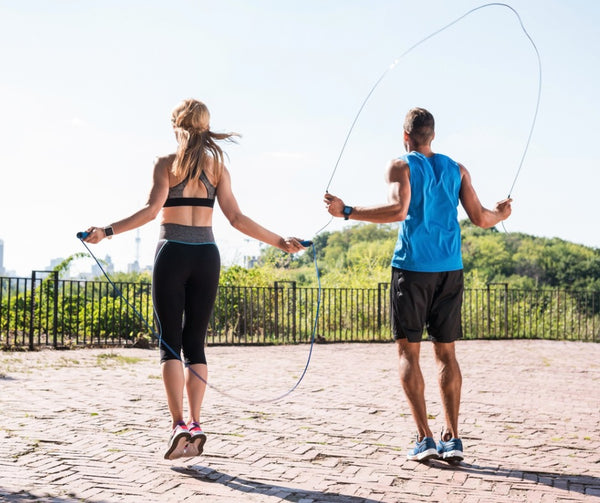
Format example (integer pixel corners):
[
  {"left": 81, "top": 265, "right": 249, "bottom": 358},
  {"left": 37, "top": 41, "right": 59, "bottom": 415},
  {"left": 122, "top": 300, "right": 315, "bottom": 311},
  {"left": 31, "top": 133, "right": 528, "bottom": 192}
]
[
  {"left": 173, "top": 465, "right": 383, "bottom": 503},
  {"left": 428, "top": 459, "right": 599, "bottom": 495},
  {"left": 0, "top": 488, "right": 110, "bottom": 503}
]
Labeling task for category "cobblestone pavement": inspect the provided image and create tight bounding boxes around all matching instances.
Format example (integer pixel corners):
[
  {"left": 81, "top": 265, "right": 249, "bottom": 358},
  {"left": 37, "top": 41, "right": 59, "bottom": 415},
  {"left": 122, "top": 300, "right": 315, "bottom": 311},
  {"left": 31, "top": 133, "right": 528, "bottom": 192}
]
[{"left": 0, "top": 340, "right": 599, "bottom": 502}]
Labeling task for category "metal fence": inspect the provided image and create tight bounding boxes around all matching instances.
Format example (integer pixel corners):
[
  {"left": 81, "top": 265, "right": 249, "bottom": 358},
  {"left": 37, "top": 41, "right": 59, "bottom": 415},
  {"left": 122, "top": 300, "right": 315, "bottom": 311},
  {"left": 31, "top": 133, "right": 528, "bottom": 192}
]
[{"left": 1, "top": 274, "right": 598, "bottom": 349}]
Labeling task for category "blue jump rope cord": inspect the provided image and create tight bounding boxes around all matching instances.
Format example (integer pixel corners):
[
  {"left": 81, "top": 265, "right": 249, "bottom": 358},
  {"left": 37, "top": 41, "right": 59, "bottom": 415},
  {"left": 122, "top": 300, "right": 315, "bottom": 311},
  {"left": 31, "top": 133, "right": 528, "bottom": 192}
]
[
  {"left": 79, "top": 238, "right": 321, "bottom": 404},
  {"left": 320, "top": 2, "right": 541, "bottom": 237}
]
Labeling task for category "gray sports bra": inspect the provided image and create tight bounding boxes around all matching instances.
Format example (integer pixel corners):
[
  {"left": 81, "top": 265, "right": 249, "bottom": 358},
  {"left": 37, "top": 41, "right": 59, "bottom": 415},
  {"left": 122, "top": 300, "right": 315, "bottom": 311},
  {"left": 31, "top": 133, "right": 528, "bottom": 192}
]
[{"left": 163, "top": 171, "right": 216, "bottom": 208}]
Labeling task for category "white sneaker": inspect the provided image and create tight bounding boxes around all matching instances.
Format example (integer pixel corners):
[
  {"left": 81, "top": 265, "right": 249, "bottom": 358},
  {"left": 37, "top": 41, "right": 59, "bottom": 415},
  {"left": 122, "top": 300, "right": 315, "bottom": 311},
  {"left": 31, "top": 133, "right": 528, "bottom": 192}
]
[
  {"left": 163, "top": 422, "right": 191, "bottom": 460},
  {"left": 184, "top": 422, "right": 207, "bottom": 457}
]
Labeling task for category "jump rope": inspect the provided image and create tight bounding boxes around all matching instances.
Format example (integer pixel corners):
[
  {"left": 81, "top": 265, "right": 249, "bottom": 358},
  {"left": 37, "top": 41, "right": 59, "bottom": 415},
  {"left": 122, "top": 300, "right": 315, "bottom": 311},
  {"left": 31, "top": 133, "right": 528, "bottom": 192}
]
[
  {"left": 78, "top": 2, "right": 541, "bottom": 404},
  {"left": 76, "top": 236, "right": 319, "bottom": 404}
]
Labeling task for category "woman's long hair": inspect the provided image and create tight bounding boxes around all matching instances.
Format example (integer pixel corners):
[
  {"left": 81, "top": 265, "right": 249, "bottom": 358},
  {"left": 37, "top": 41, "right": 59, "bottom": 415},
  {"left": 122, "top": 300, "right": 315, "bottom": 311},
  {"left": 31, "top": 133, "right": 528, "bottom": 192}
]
[{"left": 170, "top": 99, "right": 240, "bottom": 184}]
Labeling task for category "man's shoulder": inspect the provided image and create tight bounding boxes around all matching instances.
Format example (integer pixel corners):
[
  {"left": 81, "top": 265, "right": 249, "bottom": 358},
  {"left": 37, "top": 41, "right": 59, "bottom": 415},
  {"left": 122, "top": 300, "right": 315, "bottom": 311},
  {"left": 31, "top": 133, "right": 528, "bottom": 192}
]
[
  {"left": 387, "top": 157, "right": 410, "bottom": 175},
  {"left": 434, "top": 152, "right": 459, "bottom": 164},
  {"left": 390, "top": 156, "right": 409, "bottom": 167}
]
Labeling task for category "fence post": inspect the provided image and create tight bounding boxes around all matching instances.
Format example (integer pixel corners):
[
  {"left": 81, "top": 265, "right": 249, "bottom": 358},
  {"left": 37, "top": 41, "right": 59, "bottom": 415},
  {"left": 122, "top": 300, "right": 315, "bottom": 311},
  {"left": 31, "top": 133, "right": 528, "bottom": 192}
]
[
  {"left": 274, "top": 281, "right": 280, "bottom": 340},
  {"left": 28, "top": 270, "right": 60, "bottom": 350},
  {"left": 503, "top": 283, "right": 508, "bottom": 338},
  {"left": 486, "top": 284, "right": 491, "bottom": 337},
  {"left": 29, "top": 271, "right": 35, "bottom": 350},
  {"left": 52, "top": 271, "right": 59, "bottom": 348}
]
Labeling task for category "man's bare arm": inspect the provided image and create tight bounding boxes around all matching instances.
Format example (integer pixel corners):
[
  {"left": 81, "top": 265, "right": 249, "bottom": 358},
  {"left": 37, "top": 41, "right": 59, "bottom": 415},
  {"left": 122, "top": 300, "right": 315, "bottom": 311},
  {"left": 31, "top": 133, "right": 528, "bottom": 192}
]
[{"left": 459, "top": 164, "right": 512, "bottom": 228}]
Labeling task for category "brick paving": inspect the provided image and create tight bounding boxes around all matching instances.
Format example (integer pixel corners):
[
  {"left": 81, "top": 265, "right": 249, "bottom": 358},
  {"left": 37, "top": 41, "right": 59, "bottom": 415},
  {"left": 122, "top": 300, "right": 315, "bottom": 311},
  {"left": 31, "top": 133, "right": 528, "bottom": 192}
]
[{"left": 0, "top": 340, "right": 599, "bottom": 502}]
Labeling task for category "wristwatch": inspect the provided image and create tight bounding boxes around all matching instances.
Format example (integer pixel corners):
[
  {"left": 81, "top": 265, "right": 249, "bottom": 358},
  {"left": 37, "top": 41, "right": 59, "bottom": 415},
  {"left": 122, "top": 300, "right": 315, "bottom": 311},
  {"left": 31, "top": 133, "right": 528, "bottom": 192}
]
[
  {"left": 343, "top": 206, "right": 353, "bottom": 220},
  {"left": 103, "top": 226, "right": 114, "bottom": 239}
]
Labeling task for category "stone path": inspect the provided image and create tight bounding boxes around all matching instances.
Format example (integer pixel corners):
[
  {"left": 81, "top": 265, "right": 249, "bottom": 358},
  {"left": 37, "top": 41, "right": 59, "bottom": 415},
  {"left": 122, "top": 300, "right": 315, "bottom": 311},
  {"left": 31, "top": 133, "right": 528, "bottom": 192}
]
[{"left": 0, "top": 340, "right": 599, "bottom": 502}]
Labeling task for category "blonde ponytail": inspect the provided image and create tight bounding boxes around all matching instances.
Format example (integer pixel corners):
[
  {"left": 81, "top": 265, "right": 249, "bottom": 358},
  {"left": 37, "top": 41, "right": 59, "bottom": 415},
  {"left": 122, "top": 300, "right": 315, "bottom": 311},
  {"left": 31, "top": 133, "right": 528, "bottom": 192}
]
[{"left": 171, "top": 99, "right": 240, "bottom": 183}]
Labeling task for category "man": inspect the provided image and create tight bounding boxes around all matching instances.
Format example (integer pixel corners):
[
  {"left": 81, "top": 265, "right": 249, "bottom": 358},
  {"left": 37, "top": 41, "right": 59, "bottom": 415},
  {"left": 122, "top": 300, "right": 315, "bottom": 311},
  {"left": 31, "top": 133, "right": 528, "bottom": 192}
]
[{"left": 324, "top": 107, "right": 512, "bottom": 463}]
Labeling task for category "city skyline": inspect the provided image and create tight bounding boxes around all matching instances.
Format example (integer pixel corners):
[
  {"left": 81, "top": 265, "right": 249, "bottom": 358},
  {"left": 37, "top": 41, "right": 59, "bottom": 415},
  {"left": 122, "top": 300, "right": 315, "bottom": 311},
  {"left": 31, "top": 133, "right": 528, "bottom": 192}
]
[{"left": 0, "top": 232, "right": 256, "bottom": 278}]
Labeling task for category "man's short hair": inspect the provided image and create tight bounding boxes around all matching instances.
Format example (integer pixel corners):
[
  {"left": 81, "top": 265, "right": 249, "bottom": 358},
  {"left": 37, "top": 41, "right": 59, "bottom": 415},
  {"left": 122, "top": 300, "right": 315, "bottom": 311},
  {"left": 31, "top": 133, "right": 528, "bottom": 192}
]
[{"left": 404, "top": 107, "right": 435, "bottom": 147}]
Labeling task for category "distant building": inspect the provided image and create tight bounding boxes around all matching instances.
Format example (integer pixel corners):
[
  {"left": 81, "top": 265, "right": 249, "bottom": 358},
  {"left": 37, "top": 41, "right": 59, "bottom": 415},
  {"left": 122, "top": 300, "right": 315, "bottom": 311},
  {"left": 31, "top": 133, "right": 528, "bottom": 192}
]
[
  {"left": 244, "top": 255, "right": 259, "bottom": 269},
  {"left": 92, "top": 255, "right": 114, "bottom": 277},
  {"left": 127, "top": 260, "right": 140, "bottom": 273},
  {"left": 48, "top": 257, "right": 65, "bottom": 270}
]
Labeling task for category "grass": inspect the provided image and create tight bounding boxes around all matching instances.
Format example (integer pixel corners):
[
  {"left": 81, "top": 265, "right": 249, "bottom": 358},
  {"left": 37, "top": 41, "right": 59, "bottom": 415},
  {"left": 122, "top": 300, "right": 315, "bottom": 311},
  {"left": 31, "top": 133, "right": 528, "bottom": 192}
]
[
  {"left": 113, "top": 428, "right": 132, "bottom": 435},
  {"left": 96, "top": 353, "right": 143, "bottom": 366},
  {"left": 243, "top": 411, "right": 271, "bottom": 421},
  {"left": 0, "top": 355, "right": 24, "bottom": 375},
  {"left": 53, "top": 356, "right": 80, "bottom": 368}
]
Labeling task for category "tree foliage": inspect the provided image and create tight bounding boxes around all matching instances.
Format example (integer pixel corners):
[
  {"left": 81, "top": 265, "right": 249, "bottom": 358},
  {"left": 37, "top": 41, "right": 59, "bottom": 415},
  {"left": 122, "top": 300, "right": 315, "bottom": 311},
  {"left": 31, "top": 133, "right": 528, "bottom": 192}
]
[{"left": 249, "top": 221, "right": 600, "bottom": 290}]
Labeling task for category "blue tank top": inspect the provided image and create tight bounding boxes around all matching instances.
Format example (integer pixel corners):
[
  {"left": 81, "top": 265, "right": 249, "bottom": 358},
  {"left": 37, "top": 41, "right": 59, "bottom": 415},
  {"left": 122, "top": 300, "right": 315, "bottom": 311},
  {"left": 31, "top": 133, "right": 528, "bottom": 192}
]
[{"left": 390, "top": 152, "right": 463, "bottom": 272}]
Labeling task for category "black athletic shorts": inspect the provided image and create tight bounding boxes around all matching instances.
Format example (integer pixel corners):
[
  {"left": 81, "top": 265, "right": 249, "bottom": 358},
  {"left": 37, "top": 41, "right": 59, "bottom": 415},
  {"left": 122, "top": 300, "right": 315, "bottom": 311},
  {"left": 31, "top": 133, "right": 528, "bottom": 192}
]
[{"left": 390, "top": 267, "right": 464, "bottom": 343}]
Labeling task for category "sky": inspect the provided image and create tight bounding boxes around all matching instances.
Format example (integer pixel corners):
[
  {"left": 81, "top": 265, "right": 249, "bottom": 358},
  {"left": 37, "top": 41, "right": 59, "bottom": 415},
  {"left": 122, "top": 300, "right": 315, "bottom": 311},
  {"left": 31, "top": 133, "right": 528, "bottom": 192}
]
[{"left": 1, "top": 0, "right": 599, "bottom": 277}]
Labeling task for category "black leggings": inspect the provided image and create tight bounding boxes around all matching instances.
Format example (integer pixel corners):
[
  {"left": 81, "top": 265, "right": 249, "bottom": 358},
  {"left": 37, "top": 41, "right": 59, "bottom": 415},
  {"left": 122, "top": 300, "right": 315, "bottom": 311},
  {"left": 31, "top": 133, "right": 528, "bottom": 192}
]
[{"left": 153, "top": 240, "right": 220, "bottom": 365}]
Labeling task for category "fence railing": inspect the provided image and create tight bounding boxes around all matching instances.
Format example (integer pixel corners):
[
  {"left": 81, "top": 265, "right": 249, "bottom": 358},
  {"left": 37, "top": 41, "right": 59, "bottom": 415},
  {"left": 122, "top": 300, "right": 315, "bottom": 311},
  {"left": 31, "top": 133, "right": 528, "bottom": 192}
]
[{"left": 1, "top": 274, "right": 598, "bottom": 348}]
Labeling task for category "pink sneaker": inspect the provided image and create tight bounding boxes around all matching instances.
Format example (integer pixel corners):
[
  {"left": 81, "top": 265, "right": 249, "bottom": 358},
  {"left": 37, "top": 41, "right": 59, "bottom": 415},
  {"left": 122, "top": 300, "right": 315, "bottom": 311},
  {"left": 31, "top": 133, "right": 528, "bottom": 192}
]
[
  {"left": 163, "top": 421, "right": 191, "bottom": 460},
  {"left": 185, "top": 422, "right": 207, "bottom": 457}
]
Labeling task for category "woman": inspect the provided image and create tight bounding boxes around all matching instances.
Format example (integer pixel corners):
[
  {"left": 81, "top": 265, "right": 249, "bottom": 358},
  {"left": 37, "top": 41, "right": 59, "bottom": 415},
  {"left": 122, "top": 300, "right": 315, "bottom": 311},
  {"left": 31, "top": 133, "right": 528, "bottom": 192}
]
[{"left": 83, "top": 99, "right": 305, "bottom": 460}]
